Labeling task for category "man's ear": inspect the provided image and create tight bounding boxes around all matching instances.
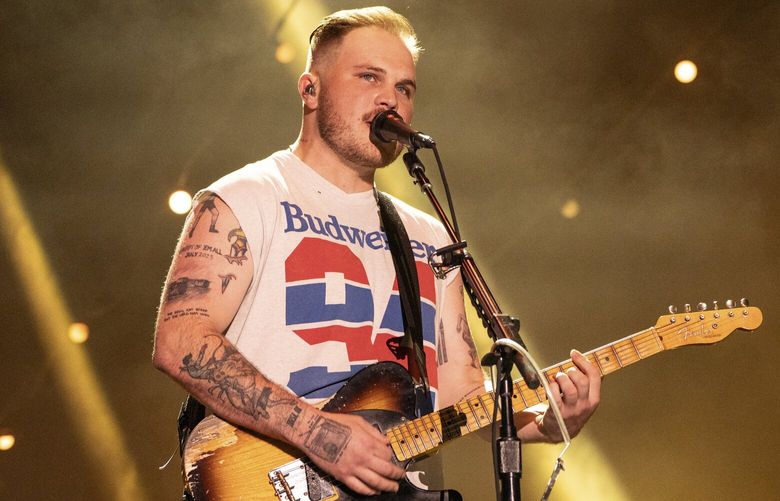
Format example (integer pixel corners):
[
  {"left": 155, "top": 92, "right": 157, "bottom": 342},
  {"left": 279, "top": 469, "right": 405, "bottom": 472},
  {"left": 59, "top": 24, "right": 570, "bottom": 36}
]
[{"left": 298, "top": 73, "right": 318, "bottom": 108}]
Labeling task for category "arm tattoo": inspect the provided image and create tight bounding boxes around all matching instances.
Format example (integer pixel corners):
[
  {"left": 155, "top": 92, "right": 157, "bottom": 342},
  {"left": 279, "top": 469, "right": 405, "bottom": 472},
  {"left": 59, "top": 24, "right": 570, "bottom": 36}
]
[
  {"left": 188, "top": 194, "right": 220, "bottom": 237},
  {"left": 436, "top": 318, "right": 448, "bottom": 365},
  {"left": 180, "top": 336, "right": 295, "bottom": 420},
  {"left": 457, "top": 314, "right": 480, "bottom": 369},
  {"left": 218, "top": 273, "right": 236, "bottom": 293},
  {"left": 286, "top": 405, "right": 303, "bottom": 428},
  {"left": 166, "top": 277, "right": 210, "bottom": 303},
  {"left": 163, "top": 307, "right": 209, "bottom": 322},
  {"left": 299, "top": 415, "right": 352, "bottom": 464},
  {"left": 178, "top": 243, "right": 224, "bottom": 260},
  {"left": 225, "top": 227, "right": 248, "bottom": 265}
]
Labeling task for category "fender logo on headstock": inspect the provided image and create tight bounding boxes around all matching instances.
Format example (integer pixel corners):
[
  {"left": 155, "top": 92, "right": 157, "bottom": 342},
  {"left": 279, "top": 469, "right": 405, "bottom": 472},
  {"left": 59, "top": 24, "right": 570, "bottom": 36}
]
[{"left": 680, "top": 324, "right": 718, "bottom": 340}]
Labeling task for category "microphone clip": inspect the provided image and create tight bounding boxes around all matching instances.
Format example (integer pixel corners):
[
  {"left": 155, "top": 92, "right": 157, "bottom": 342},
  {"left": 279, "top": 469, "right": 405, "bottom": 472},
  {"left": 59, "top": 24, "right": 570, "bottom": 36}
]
[{"left": 428, "top": 241, "right": 468, "bottom": 279}]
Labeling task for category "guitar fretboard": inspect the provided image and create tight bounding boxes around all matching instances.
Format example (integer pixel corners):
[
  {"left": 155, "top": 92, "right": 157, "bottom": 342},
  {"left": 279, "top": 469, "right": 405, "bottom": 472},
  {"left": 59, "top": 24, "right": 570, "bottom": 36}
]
[{"left": 388, "top": 326, "right": 667, "bottom": 461}]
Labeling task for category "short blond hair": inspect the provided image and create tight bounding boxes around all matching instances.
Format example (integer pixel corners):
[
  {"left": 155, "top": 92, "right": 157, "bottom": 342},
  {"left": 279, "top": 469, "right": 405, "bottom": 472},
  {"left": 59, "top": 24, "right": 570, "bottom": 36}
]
[{"left": 307, "top": 6, "right": 421, "bottom": 69}]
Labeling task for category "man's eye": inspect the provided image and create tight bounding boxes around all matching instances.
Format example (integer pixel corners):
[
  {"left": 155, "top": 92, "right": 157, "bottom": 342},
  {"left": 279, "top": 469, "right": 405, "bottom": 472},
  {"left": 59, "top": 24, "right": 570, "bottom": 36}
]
[
  {"left": 396, "top": 85, "right": 410, "bottom": 96},
  {"left": 361, "top": 73, "right": 377, "bottom": 82}
]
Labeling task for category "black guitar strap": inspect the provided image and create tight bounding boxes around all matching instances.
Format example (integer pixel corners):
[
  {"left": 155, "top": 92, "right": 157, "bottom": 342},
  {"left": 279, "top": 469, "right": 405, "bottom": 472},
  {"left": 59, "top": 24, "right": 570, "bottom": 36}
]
[{"left": 375, "top": 189, "right": 434, "bottom": 417}]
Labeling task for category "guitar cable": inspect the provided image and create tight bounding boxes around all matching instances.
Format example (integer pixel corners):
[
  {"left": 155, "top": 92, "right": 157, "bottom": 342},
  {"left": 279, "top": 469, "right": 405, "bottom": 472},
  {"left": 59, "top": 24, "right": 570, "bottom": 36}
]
[{"left": 487, "top": 339, "right": 571, "bottom": 501}]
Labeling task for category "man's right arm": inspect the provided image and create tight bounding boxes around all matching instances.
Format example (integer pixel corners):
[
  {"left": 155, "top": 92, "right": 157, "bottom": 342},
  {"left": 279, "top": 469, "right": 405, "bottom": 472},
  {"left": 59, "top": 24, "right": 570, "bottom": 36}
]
[{"left": 152, "top": 194, "right": 403, "bottom": 496}]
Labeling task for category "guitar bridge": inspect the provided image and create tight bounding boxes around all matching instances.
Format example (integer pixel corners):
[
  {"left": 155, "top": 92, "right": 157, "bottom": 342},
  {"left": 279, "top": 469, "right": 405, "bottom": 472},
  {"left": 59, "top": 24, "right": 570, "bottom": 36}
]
[{"left": 269, "top": 459, "right": 337, "bottom": 501}]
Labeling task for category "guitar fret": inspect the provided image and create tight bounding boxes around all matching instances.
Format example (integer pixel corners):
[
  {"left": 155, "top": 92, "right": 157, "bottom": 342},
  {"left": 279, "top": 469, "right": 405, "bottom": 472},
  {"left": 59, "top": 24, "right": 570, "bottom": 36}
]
[
  {"left": 425, "top": 413, "right": 443, "bottom": 445},
  {"left": 395, "top": 426, "right": 412, "bottom": 460},
  {"left": 388, "top": 426, "right": 409, "bottom": 460},
  {"left": 418, "top": 414, "right": 438, "bottom": 449},
  {"left": 412, "top": 417, "right": 434, "bottom": 452},
  {"left": 456, "top": 402, "right": 475, "bottom": 432},
  {"left": 610, "top": 344, "right": 623, "bottom": 368},
  {"left": 651, "top": 328, "right": 664, "bottom": 351},
  {"left": 402, "top": 422, "right": 422, "bottom": 456},
  {"left": 472, "top": 396, "right": 490, "bottom": 424},
  {"left": 629, "top": 336, "right": 641, "bottom": 359},
  {"left": 516, "top": 383, "right": 530, "bottom": 409},
  {"left": 479, "top": 393, "right": 496, "bottom": 421},
  {"left": 465, "top": 399, "right": 481, "bottom": 427},
  {"left": 591, "top": 352, "right": 606, "bottom": 375}
]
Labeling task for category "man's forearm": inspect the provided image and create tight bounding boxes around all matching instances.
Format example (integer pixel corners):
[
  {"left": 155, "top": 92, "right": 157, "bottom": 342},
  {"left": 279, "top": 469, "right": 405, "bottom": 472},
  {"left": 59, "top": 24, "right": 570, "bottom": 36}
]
[{"left": 153, "top": 323, "right": 320, "bottom": 450}]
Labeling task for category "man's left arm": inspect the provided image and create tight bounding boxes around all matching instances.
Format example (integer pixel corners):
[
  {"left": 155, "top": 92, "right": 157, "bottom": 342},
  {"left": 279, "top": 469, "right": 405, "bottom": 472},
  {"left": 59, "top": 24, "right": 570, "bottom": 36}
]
[{"left": 435, "top": 274, "right": 601, "bottom": 443}]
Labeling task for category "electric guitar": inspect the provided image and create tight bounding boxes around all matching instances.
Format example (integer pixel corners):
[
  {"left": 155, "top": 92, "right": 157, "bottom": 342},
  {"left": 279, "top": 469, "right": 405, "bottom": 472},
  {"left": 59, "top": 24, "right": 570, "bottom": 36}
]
[{"left": 183, "top": 303, "right": 763, "bottom": 500}]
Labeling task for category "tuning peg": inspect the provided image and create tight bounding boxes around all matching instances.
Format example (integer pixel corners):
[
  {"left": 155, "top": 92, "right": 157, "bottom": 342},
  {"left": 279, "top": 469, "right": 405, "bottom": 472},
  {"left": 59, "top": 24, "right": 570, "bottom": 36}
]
[
  {"left": 740, "top": 298, "right": 750, "bottom": 307},
  {"left": 684, "top": 304, "right": 691, "bottom": 313},
  {"left": 697, "top": 302, "right": 707, "bottom": 311},
  {"left": 713, "top": 300, "right": 719, "bottom": 310},
  {"left": 668, "top": 305, "right": 678, "bottom": 314},
  {"left": 725, "top": 299, "right": 735, "bottom": 308}
]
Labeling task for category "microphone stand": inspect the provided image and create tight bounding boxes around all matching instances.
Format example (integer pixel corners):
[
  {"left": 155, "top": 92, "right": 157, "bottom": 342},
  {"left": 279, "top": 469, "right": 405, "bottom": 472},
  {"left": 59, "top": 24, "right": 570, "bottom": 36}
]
[{"left": 401, "top": 150, "right": 540, "bottom": 501}]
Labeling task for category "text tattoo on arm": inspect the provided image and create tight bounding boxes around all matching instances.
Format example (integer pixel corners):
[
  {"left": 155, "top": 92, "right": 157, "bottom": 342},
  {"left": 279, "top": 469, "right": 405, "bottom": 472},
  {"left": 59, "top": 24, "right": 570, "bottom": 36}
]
[{"left": 180, "top": 336, "right": 295, "bottom": 420}]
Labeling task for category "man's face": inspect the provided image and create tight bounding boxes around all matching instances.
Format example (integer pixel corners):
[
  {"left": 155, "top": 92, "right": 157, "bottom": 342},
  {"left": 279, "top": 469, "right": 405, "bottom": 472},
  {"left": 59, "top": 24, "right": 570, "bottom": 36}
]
[{"left": 315, "top": 27, "right": 417, "bottom": 169}]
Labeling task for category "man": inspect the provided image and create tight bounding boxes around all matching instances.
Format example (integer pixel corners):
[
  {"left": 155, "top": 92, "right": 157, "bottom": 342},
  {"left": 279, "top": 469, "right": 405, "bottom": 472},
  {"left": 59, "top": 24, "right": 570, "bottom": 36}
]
[{"left": 153, "top": 6, "right": 600, "bottom": 497}]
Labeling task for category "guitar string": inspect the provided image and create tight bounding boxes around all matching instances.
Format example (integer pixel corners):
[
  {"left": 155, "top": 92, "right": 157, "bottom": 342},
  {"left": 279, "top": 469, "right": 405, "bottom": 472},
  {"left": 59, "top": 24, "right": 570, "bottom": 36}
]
[
  {"left": 386, "top": 310, "right": 751, "bottom": 458},
  {"left": 274, "top": 310, "right": 753, "bottom": 488}
]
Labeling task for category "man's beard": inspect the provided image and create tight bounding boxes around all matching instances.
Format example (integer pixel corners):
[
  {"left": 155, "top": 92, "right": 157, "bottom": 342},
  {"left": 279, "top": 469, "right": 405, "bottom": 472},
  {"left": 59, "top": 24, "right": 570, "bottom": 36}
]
[{"left": 317, "top": 90, "right": 401, "bottom": 169}]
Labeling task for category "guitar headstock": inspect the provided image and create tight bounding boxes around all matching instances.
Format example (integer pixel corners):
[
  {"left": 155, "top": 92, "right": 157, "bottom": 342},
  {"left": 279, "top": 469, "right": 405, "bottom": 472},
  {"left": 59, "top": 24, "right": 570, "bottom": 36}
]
[{"left": 654, "top": 299, "right": 763, "bottom": 349}]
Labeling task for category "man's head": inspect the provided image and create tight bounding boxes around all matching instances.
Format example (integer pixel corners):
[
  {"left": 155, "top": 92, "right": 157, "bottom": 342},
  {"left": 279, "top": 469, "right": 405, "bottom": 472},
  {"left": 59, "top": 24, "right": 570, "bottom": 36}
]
[
  {"left": 306, "top": 6, "right": 421, "bottom": 72},
  {"left": 297, "top": 7, "right": 421, "bottom": 171}
]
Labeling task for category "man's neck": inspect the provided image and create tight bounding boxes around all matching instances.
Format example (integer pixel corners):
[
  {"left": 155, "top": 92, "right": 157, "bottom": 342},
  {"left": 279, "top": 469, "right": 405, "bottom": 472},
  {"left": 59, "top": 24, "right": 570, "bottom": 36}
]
[{"left": 290, "top": 136, "right": 375, "bottom": 194}]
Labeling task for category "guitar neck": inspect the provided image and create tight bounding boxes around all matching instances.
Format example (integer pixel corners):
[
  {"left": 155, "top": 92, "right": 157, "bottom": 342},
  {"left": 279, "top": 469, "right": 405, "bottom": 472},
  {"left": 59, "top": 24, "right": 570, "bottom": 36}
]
[{"left": 388, "top": 326, "right": 664, "bottom": 461}]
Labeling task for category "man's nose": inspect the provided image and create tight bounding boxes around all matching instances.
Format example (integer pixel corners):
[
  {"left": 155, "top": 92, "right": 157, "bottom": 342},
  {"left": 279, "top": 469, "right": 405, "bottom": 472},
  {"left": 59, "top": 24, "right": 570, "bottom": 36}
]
[{"left": 375, "top": 84, "right": 398, "bottom": 110}]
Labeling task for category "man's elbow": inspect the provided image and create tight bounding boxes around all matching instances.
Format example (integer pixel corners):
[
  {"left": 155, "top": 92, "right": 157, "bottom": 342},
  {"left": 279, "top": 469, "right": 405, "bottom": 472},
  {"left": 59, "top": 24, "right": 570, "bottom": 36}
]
[{"left": 151, "top": 331, "right": 178, "bottom": 375}]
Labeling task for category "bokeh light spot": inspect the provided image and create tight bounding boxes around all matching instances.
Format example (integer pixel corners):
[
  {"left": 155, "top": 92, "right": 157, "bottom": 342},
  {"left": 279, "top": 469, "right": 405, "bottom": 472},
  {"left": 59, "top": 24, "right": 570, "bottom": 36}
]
[
  {"left": 561, "top": 199, "right": 581, "bottom": 219},
  {"left": 68, "top": 322, "right": 89, "bottom": 344},
  {"left": 674, "top": 60, "right": 698, "bottom": 84},
  {"left": 0, "top": 434, "right": 16, "bottom": 451},
  {"left": 169, "top": 190, "right": 192, "bottom": 215},
  {"left": 275, "top": 42, "right": 295, "bottom": 64}
]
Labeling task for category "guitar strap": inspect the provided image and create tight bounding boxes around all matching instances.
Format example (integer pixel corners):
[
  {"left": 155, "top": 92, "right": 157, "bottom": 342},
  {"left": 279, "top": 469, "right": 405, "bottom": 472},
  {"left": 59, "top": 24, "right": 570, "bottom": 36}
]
[{"left": 375, "top": 189, "right": 434, "bottom": 418}]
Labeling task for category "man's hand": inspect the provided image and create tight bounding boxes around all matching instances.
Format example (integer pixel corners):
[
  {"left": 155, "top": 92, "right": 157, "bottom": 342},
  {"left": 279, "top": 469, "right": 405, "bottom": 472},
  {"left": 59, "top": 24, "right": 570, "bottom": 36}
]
[
  {"left": 529, "top": 349, "right": 601, "bottom": 442},
  {"left": 295, "top": 409, "right": 405, "bottom": 496}
]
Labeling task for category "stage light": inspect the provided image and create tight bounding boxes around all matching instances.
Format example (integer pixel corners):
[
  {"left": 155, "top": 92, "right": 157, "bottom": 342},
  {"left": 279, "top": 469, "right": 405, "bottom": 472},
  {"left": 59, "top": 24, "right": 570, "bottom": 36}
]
[
  {"left": 561, "top": 199, "right": 580, "bottom": 219},
  {"left": 0, "top": 433, "right": 15, "bottom": 451},
  {"left": 674, "top": 60, "right": 698, "bottom": 84},
  {"left": 275, "top": 41, "right": 295, "bottom": 64},
  {"left": 1, "top": 158, "right": 147, "bottom": 500},
  {"left": 68, "top": 322, "right": 89, "bottom": 344},
  {"left": 168, "top": 190, "right": 192, "bottom": 214}
]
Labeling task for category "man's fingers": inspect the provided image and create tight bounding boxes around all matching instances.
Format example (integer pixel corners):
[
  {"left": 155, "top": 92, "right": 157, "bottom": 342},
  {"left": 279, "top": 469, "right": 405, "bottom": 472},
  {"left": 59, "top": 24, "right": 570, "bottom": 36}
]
[
  {"left": 356, "top": 463, "right": 401, "bottom": 493},
  {"left": 571, "top": 349, "right": 602, "bottom": 403},
  {"left": 343, "top": 476, "right": 379, "bottom": 497},
  {"left": 554, "top": 372, "right": 578, "bottom": 403}
]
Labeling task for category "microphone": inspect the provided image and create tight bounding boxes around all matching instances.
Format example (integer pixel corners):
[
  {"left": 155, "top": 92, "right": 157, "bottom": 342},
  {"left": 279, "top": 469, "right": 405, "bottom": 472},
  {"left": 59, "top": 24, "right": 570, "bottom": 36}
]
[{"left": 371, "top": 110, "right": 436, "bottom": 149}]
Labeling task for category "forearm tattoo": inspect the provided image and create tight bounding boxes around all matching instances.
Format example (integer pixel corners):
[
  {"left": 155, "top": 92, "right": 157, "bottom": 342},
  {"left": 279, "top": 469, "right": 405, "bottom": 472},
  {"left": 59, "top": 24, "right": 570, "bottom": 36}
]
[
  {"left": 458, "top": 314, "right": 480, "bottom": 369},
  {"left": 180, "top": 336, "right": 295, "bottom": 420},
  {"left": 436, "top": 318, "right": 448, "bottom": 365},
  {"left": 299, "top": 414, "right": 352, "bottom": 464}
]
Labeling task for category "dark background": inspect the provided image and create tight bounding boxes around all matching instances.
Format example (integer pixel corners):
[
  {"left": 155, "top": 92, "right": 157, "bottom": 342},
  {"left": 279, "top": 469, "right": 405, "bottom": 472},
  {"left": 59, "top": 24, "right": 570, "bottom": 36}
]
[{"left": 1, "top": 1, "right": 778, "bottom": 499}]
